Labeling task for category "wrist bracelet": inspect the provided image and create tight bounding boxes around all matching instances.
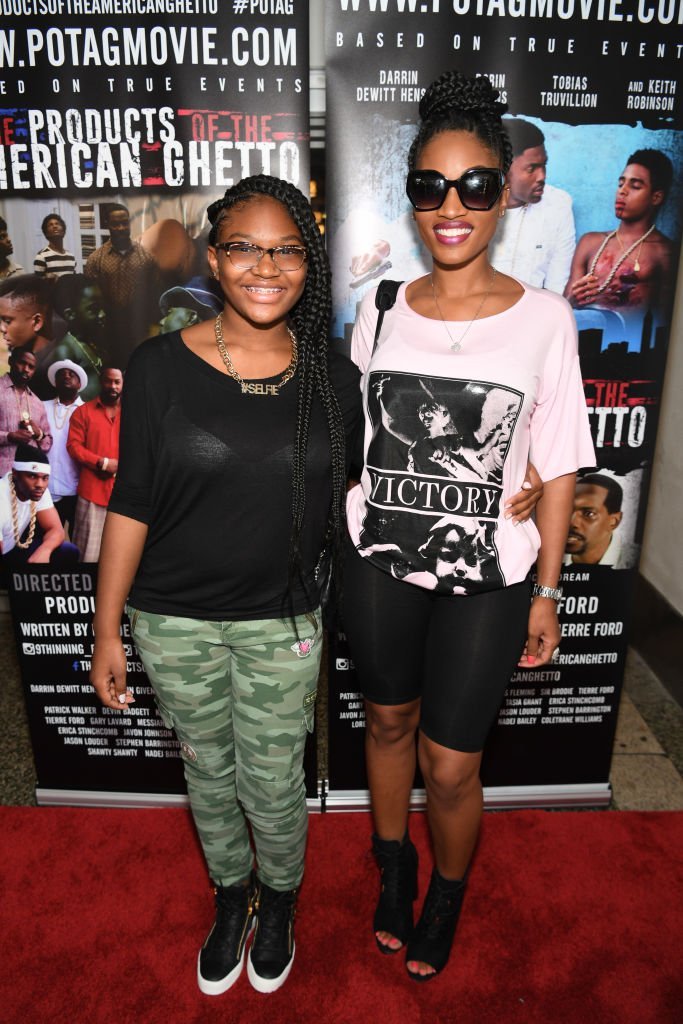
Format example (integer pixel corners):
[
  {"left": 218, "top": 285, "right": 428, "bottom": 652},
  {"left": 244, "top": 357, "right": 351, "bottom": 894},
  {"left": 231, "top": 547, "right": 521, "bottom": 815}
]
[
  {"left": 101, "top": 457, "right": 109, "bottom": 471},
  {"left": 532, "top": 583, "right": 563, "bottom": 602}
]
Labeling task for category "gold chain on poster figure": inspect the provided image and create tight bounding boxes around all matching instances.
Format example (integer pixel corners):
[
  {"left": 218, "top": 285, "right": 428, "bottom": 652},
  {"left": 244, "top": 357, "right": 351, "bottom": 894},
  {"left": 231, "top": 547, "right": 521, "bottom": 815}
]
[
  {"left": 52, "top": 400, "right": 75, "bottom": 431},
  {"left": 14, "top": 389, "right": 32, "bottom": 434},
  {"left": 9, "top": 474, "right": 37, "bottom": 549},
  {"left": 587, "top": 224, "right": 655, "bottom": 294}
]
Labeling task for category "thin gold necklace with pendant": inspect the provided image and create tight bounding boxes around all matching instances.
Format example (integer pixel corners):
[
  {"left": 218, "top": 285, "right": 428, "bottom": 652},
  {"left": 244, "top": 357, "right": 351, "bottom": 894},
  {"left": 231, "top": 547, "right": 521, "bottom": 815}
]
[
  {"left": 430, "top": 268, "right": 497, "bottom": 353},
  {"left": 214, "top": 314, "right": 298, "bottom": 397}
]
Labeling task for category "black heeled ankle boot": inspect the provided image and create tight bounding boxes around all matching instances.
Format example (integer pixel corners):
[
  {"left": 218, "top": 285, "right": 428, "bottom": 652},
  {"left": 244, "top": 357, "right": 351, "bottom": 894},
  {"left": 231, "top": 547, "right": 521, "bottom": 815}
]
[
  {"left": 371, "top": 832, "right": 418, "bottom": 954},
  {"left": 405, "top": 868, "right": 467, "bottom": 981}
]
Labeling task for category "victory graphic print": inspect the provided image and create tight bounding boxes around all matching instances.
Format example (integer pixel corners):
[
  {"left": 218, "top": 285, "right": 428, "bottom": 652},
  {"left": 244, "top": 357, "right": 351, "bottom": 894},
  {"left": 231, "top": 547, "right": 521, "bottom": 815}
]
[{"left": 359, "top": 372, "right": 523, "bottom": 595}]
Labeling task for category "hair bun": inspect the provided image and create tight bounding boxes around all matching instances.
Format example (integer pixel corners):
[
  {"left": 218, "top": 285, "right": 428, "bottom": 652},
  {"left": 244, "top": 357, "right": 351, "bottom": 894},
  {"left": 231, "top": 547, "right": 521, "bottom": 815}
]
[{"left": 419, "top": 70, "right": 507, "bottom": 124}]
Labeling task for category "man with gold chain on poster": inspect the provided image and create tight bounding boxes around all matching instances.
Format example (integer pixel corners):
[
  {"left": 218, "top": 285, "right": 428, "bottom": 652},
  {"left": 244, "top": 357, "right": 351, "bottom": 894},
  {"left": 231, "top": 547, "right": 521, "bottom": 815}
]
[
  {"left": 0, "top": 443, "right": 77, "bottom": 567},
  {"left": 565, "top": 149, "right": 674, "bottom": 324}
]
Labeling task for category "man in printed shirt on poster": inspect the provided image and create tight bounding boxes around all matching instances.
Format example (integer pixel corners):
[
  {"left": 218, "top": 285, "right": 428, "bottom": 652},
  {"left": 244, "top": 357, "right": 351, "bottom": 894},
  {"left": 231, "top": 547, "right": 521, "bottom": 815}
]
[
  {"left": 0, "top": 346, "right": 52, "bottom": 477},
  {"left": 84, "top": 205, "right": 158, "bottom": 362}
]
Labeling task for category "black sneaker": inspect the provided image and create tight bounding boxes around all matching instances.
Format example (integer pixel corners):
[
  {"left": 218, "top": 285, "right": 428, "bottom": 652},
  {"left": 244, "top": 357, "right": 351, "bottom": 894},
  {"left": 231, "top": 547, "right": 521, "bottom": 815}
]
[
  {"left": 247, "top": 880, "right": 297, "bottom": 993},
  {"left": 197, "top": 878, "right": 255, "bottom": 995}
]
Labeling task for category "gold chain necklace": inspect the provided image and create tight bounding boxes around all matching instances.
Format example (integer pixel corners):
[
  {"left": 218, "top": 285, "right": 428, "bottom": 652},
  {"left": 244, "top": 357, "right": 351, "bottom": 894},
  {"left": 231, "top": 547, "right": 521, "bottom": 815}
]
[
  {"left": 52, "top": 399, "right": 77, "bottom": 430},
  {"left": 430, "top": 268, "right": 497, "bottom": 353},
  {"left": 588, "top": 224, "right": 655, "bottom": 293},
  {"left": 9, "top": 475, "right": 37, "bottom": 549},
  {"left": 214, "top": 314, "right": 298, "bottom": 397},
  {"left": 14, "top": 387, "right": 31, "bottom": 430}
]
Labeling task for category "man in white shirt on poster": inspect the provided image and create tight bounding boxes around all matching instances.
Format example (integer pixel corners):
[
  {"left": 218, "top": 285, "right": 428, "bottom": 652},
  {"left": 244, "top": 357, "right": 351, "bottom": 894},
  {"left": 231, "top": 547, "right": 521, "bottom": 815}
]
[{"left": 490, "top": 118, "right": 575, "bottom": 294}]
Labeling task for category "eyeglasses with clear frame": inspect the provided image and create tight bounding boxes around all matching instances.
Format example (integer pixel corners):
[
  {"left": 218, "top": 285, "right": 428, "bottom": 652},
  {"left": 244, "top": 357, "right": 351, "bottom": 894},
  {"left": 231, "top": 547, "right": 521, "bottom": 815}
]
[{"left": 214, "top": 241, "right": 308, "bottom": 272}]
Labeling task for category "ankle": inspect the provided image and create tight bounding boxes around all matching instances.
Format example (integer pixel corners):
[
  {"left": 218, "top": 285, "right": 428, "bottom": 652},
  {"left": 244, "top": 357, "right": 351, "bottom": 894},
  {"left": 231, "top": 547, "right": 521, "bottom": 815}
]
[
  {"left": 372, "top": 830, "right": 411, "bottom": 851},
  {"left": 213, "top": 874, "right": 252, "bottom": 891},
  {"left": 432, "top": 867, "right": 467, "bottom": 889}
]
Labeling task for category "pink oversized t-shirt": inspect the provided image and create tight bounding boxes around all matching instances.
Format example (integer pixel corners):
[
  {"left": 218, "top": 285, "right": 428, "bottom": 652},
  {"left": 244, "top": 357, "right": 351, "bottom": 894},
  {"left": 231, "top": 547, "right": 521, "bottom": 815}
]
[{"left": 346, "top": 281, "right": 596, "bottom": 595}]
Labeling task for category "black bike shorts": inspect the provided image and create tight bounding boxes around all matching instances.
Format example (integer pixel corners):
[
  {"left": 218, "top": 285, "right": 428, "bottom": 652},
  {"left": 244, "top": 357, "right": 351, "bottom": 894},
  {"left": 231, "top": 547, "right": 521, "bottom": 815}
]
[{"left": 342, "top": 542, "right": 532, "bottom": 752}]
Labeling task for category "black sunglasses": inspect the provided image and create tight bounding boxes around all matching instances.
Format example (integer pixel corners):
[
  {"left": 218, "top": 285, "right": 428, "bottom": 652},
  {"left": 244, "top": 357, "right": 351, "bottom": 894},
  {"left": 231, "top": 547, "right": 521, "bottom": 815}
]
[{"left": 406, "top": 167, "right": 506, "bottom": 212}]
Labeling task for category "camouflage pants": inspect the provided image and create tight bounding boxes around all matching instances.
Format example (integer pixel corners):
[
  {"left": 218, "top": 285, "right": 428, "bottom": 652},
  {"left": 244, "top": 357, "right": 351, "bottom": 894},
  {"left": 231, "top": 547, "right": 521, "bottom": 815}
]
[{"left": 128, "top": 606, "right": 321, "bottom": 890}]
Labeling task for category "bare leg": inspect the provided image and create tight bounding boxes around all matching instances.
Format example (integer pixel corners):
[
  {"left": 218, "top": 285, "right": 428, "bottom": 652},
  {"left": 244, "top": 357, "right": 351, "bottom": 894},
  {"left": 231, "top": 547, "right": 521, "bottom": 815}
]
[
  {"left": 365, "top": 697, "right": 421, "bottom": 950},
  {"left": 407, "top": 732, "right": 483, "bottom": 977},
  {"left": 365, "top": 698, "right": 421, "bottom": 838}
]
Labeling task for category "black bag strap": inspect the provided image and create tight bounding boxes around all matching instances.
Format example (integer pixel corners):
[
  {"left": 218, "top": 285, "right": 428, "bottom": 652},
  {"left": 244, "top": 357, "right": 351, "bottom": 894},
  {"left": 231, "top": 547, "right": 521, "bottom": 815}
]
[{"left": 372, "top": 279, "right": 403, "bottom": 354}]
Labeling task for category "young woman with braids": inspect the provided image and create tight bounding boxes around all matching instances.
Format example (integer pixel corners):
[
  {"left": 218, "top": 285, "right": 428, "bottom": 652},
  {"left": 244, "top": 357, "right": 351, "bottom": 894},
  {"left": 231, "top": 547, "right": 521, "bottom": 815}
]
[
  {"left": 90, "top": 175, "right": 358, "bottom": 996},
  {"left": 343, "top": 71, "right": 594, "bottom": 980}
]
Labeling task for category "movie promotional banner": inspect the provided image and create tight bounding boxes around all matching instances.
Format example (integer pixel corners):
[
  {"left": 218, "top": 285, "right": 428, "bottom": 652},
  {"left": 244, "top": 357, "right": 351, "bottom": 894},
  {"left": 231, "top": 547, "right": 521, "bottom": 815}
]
[
  {"left": 7, "top": 565, "right": 188, "bottom": 795},
  {"left": 324, "top": 1, "right": 682, "bottom": 804},
  {"left": 1, "top": 1, "right": 312, "bottom": 803}
]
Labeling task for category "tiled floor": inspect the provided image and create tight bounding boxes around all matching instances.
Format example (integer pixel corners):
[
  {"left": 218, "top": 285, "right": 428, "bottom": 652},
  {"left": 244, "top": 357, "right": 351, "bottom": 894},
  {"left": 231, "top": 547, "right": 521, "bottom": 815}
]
[
  {"left": 1, "top": 608, "right": 682, "bottom": 809},
  {"left": 611, "top": 649, "right": 683, "bottom": 810}
]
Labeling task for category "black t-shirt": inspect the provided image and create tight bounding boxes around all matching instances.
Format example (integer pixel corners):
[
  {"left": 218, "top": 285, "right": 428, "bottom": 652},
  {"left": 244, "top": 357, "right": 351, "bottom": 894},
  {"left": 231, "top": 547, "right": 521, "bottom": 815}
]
[{"left": 109, "top": 332, "right": 361, "bottom": 620}]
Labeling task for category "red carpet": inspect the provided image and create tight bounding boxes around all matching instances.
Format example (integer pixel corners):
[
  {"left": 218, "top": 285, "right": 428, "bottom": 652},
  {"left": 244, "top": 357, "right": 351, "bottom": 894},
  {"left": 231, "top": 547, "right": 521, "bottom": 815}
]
[{"left": 1, "top": 808, "right": 681, "bottom": 1023}]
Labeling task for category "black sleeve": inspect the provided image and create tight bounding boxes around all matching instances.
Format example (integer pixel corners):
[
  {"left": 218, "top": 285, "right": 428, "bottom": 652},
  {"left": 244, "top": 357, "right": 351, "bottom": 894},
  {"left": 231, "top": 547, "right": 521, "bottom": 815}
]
[
  {"left": 329, "top": 351, "right": 363, "bottom": 476},
  {"left": 108, "top": 339, "right": 166, "bottom": 524}
]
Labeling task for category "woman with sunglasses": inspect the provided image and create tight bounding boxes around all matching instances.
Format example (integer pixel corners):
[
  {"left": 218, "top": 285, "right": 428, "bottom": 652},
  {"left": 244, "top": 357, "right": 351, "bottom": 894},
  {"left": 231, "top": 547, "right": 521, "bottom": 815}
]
[
  {"left": 90, "top": 175, "right": 359, "bottom": 996},
  {"left": 343, "top": 71, "right": 594, "bottom": 981}
]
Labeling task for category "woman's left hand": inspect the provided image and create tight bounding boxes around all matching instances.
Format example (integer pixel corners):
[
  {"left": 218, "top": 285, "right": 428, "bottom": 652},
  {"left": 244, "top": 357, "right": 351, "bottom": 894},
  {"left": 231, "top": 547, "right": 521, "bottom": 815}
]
[
  {"left": 518, "top": 598, "right": 561, "bottom": 667},
  {"left": 505, "top": 462, "right": 543, "bottom": 525}
]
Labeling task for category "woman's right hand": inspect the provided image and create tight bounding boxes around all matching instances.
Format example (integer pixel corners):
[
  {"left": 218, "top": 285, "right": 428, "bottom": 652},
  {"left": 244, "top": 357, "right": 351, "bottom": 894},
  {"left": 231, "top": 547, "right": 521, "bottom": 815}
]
[
  {"left": 90, "top": 637, "right": 135, "bottom": 710},
  {"left": 505, "top": 462, "right": 543, "bottom": 524}
]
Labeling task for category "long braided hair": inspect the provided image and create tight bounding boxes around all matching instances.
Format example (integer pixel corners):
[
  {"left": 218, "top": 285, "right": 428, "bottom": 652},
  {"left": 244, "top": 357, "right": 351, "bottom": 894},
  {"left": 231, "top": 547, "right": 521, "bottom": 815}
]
[
  {"left": 207, "top": 175, "right": 347, "bottom": 617},
  {"left": 408, "top": 70, "right": 513, "bottom": 173}
]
